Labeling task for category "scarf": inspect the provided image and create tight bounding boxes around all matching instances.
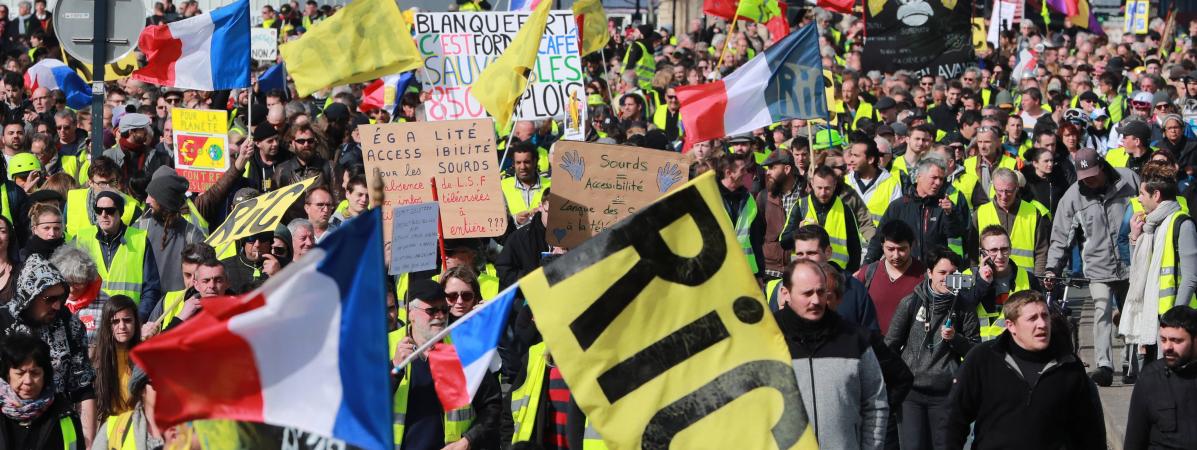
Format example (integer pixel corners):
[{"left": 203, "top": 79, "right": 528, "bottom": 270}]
[
  {"left": 65, "top": 278, "right": 102, "bottom": 314},
  {"left": 23, "top": 235, "right": 63, "bottom": 259},
  {"left": 916, "top": 278, "right": 956, "bottom": 315},
  {"left": 1121, "top": 200, "right": 1182, "bottom": 345},
  {"left": 0, "top": 378, "right": 53, "bottom": 421}
]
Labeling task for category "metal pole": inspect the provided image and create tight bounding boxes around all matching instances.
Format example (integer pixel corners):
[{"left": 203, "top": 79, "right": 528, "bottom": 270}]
[{"left": 90, "top": 0, "right": 108, "bottom": 160}]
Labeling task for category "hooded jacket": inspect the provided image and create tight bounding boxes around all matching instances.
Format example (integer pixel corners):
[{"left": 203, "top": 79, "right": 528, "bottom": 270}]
[
  {"left": 884, "top": 280, "right": 980, "bottom": 394},
  {"left": 1046, "top": 164, "right": 1138, "bottom": 282},
  {"left": 1123, "top": 357, "right": 1197, "bottom": 450},
  {"left": 0, "top": 255, "right": 94, "bottom": 403}
]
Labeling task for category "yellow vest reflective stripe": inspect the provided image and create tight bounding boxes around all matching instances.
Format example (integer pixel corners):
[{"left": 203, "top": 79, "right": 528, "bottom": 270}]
[
  {"left": 500, "top": 177, "right": 551, "bottom": 216},
  {"left": 184, "top": 199, "right": 209, "bottom": 235},
  {"left": 623, "top": 41, "right": 656, "bottom": 92},
  {"left": 66, "top": 188, "right": 137, "bottom": 240},
  {"left": 976, "top": 201, "right": 1040, "bottom": 269},
  {"left": 1157, "top": 211, "right": 1196, "bottom": 313},
  {"left": 801, "top": 196, "right": 850, "bottom": 268},
  {"left": 160, "top": 290, "right": 186, "bottom": 330},
  {"left": 106, "top": 411, "right": 137, "bottom": 450},
  {"left": 394, "top": 356, "right": 474, "bottom": 447},
  {"left": 1106, "top": 147, "right": 1130, "bottom": 168},
  {"left": 965, "top": 268, "right": 1031, "bottom": 341},
  {"left": 76, "top": 225, "right": 149, "bottom": 305},
  {"left": 849, "top": 173, "right": 901, "bottom": 227},
  {"left": 765, "top": 278, "right": 782, "bottom": 311},
  {"left": 582, "top": 418, "right": 607, "bottom": 449},
  {"left": 734, "top": 198, "right": 759, "bottom": 273},
  {"left": 59, "top": 416, "right": 77, "bottom": 450},
  {"left": 509, "top": 342, "right": 547, "bottom": 443}
]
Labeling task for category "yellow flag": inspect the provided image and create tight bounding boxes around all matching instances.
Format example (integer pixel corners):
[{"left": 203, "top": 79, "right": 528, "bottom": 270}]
[
  {"left": 572, "top": 0, "right": 608, "bottom": 56},
  {"left": 279, "top": 0, "right": 422, "bottom": 97},
  {"left": 519, "top": 172, "right": 819, "bottom": 450},
  {"left": 470, "top": 0, "right": 551, "bottom": 132}
]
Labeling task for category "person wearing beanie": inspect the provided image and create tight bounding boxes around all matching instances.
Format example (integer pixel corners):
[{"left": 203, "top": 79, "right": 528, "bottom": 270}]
[
  {"left": 70, "top": 189, "right": 162, "bottom": 322},
  {"left": 134, "top": 167, "right": 206, "bottom": 294},
  {"left": 101, "top": 113, "right": 172, "bottom": 184},
  {"left": 245, "top": 123, "right": 290, "bottom": 192}
]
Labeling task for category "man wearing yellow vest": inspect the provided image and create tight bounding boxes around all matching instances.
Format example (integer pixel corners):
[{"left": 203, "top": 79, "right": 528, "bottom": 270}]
[
  {"left": 1121, "top": 160, "right": 1197, "bottom": 384},
  {"left": 70, "top": 191, "right": 161, "bottom": 321},
  {"left": 135, "top": 167, "right": 207, "bottom": 295},
  {"left": 64, "top": 157, "right": 139, "bottom": 240},
  {"left": 502, "top": 143, "right": 551, "bottom": 223},
  {"left": 390, "top": 279, "right": 501, "bottom": 449},
  {"left": 890, "top": 124, "right": 935, "bottom": 182},
  {"left": 844, "top": 133, "right": 903, "bottom": 229},
  {"left": 966, "top": 225, "right": 1044, "bottom": 342},
  {"left": 963, "top": 127, "right": 1019, "bottom": 205},
  {"left": 972, "top": 168, "right": 1051, "bottom": 274},
  {"left": 653, "top": 86, "right": 683, "bottom": 143},
  {"left": 622, "top": 25, "right": 660, "bottom": 93},
  {"left": 1105, "top": 119, "right": 1154, "bottom": 171},
  {"left": 718, "top": 152, "right": 765, "bottom": 277},
  {"left": 781, "top": 166, "right": 863, "bottom": 273}
]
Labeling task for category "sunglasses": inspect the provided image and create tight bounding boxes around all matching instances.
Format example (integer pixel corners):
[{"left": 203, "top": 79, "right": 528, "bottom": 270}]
[
  {"left": 294, "top": 138, "right": 316, "bottom": 145},
  {"left": 94, "top": 206, "right": 119, "bottom": 216},
  {"left": 446, "top": 291, "right": 476, "bottom": 302},
  {"left": 411, "top": 304, "right": 449, "bottom": 316},
  {"left": 271, "top": 246, "right": 288, "bottom": 256}
]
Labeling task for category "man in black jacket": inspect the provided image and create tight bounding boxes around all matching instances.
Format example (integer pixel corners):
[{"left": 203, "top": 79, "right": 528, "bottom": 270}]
[
  {"left": 718, "top": 152, "right": 766, "bottom": 278},
  {"left": 866, "top": 153, "right": 969, "bottom": 266},
  {"left": 495, "top": 191, "right": 550, "bottom": 290},
  {"left": 945, "top": 290, "right": 1105, "bottom": 449},
  {"left": 1124, "top": 306, "right": 1197, "bottom": 450}
]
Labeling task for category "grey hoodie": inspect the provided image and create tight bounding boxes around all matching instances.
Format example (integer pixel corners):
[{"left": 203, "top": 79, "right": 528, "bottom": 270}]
[{"left": 1046, "top": 165, "right": 1139, "bottom": 282}]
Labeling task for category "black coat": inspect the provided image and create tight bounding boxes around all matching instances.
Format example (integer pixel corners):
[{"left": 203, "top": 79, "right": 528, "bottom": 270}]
[
  {"left": 494, "top": 213, "right": 548, "bottom": 290},
  {"left": 1123, "top": 358, "right": 1197, "bottom": 450},
  {"left": 1020, "top": 165, "right": 1070, "bottom": 213},
  {"left": 0, "top": 395, "right": 83, "bottom": 450},
  {"left": 944, "top": 331, "right": 1105, "bottom": 450},
  {"left": 865, "top": 185, "right": 969, "bottom": 267}
]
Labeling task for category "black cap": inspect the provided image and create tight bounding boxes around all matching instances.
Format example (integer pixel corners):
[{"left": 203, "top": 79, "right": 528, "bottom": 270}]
[
  {"left": 1077, "top": 91, "right": 1100, "bottom": 104},
  {"left": 761, "top": 150, "right": 794, "bottom": 166},
  {"left": 28, "top": 189, "right": 64, "bottom": 205},
  {"left": 407, "top": 279, "right": 444, "bottom": 303},
  {"left": 322, "top": 102, "right": 350, "bottom": 123},
  {"left": 874, "top": 96, "right": 897, "bottom": 110},
  {"left": 1186, "top": 69, "right": 1197, "bottom": 81},
  {"left": 1117, "top": 119, "right": 1152, "bottom": 141},
  {"left": 252, "top": 124, "right": 278, "bottom": 142}
]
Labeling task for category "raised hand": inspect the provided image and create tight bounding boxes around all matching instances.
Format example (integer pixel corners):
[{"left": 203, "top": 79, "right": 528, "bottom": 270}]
[
  {"left": 559, "top": 150, "right": 586, "bottom": 181},
  {"left": 657, "top": 162, "right": 683, "bottom": 193}
]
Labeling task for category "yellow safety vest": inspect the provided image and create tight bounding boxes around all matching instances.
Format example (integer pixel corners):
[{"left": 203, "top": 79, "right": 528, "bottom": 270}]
[
  {"left": 582, "top": 419, "right": 607, "bottom": 449},
  {"left": 965, "top": 267, "right": 1031, "bottom": 341},
  {"left": 951, "top": 172, "right": 980, "bottom": 210},
  {"left": 1156, "top": 211, "right": 1197, "bottom": 313},
  {"left": 65, "top": 188, "right": 136, "bottom": 240},
  {"left": 500, "top": 176, "right": 551, "bottom": 216},
  {"left": 889, "top": 155, "right": 911, "bottom": 179},
  {"left": 652, "top": 107, "right": 683, "bottom": 139},
  {"left": 734, "top": 198, "right": 759, "bottom": 273},
  {"left": 75, "top": 225, "right": 149, "bottom": 305},
  {"left": 509, "top": 342, "right": 547, "bottom": 443},
  {"left": 849, "top": 100, "right": 876, "bottom": 132},
  {"left": 847, "top": 172, "right": 901, "bottom": 227},
  {"left": 159, "top": 290, "right": 186, "bottom": 330},
  {"left": 394, "top": 353, "right": 474, "bottom": 447},
  {"left": 765, "top": 278, "right": 783, "bottom": 311},
  {"left": 184, "top": 199, "right": 209, "bottom": 235},
  {"left": 61, "top": 154, "right": 88, "bottom": 183},
  {"left": 105, "top": 411, "right": 137, "bottom": 450},
  {"left": 623, "top": 41, "right": 656, "bottom": 92},
  {"left": 976, "top": 201, "right": 1041, "bottom": 269},
  {"left": 799, "top": 196, "right": 850, "bottom": 268},
  {"left": 1131, "top": 197, "right": 1190, "bottom": 216},
  {"left": 1105, "top": 147, "right": 1130, "bottom": 168},
  {"left": 962, "top": 155, "right": 1019, "bottom": 180}
]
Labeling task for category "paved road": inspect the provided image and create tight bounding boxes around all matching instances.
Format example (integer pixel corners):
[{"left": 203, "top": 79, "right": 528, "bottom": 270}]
[{"left": 1064, "top": 286, "right": 1131, "bottom": 450}]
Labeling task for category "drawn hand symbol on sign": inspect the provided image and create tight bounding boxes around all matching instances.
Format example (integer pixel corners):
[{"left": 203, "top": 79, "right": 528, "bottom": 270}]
[
  {"left": 560, "top": 150, "right": 586, "bottom": 181},
  {"left": 657, "top": 162, "right": 683, "bottom": 193}
]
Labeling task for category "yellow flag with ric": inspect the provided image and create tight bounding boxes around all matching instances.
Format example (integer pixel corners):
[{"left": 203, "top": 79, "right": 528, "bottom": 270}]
[
  {"left": 470, "top": 0, "right": 552, "bottom": 132},
  {"left": 572, "top": 0, "right": 609, "bottom": 56},
  {"left": 278, "top": 0, "right": 422, "bottom": 97},
  {"left": 518, "top": 172, "right": 819, "bottom": 450}
]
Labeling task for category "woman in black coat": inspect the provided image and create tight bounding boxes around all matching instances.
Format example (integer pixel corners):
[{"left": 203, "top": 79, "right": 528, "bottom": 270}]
[
  {"left": 0, "top": 333, "right": 84, "bottom": 450},
  {"left": 1022, "top": 147, "right": 1071, "bottom": 212}
]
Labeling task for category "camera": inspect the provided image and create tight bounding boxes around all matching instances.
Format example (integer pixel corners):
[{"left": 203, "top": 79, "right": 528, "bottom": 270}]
[{"left": 945, "top": 272, "right": 974, "bottom": 291}]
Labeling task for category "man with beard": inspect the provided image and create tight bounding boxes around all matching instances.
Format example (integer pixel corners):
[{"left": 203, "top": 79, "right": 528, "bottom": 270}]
[
  {"left": 135, "top": 167, "right": 206, "bottom": 294},
  {"left": 758, "top": 150, "right": 802, "bottom": 279},
  {"left": 718, "top": 152, "right": 765, "bottom": 278},
  {"left": 244, "top": 125, "right": 289, "bottom": 192},
  {"left": 102, "top": 113, "right": 171, "bottom": 182},
  {"left": 1124, "top": 306, "right": 1197, "bottom": 449},
  {"left": 272, "top": 122, "right": 332, "bottom": 188},
  {"left": 782, "top": 165, "right": 863, "bottom": 273}
]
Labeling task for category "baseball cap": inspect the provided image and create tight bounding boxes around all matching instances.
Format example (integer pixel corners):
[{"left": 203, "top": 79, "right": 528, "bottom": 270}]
[
  {"left": 1131, "top": 91, "right": 1154, "bottom": 105},
  {"left": 726, "top": 134, "right": 756, "bottom": 145},
  {"left": 407, "top": 279, "right": 445, "bottom": 303},
  {"left": 1117, "top": 119, "right": 1152, "bottom": 141},
  {"left": 1073, "top": 148, "right": 1102, "bottom": 180},
  {"left": 1077, "top": 91, "right": 1100, "bottom": 104}
]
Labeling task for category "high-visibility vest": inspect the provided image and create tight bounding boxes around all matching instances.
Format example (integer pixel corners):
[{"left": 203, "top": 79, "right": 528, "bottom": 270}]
[
  {"left": 1157, "top": 211, "right": 1197, "bottom": 313},
  {"left": 159, "top": 290, "right": 186, "bottom": 330},
  {"left": 765, "top": 278, "right": 783, "bottom": 311},
  {"left": 849, "top": 100, "right": 876, "bottom": 131},
  {"left": 846, "top": 171, "right": 901, "bottom": 227},
  {"left": 184, "top": 199, "right": 209, "bottom": 235},
  {"left": 582, "top": 419, "right": 607, "bottom": 449},
  {"left": 963, "top": 154, "right": 1019, "bottom": 181},
  {"left": 652, "top": 106, "right": 683, "bottom": 139},
  {"left": 65, "top": 188, "right": 136, "bottom": 240},
  {"left": 1108, "top": 94, "right": 1125, "bottom": 124},
  {"left": 980, "top": 88, "right": 993, "bottom": 107},
  {"left": 965, "top": 267, "right": 1031, "bottom": 341},
  {"left": 479, "top": 273, "right": 499, "bottom": 300},
  {"left": 0, "top": 183, "right": 12, "bottom": 228},
  {"left": 509, "top": 342, "right": 547, "bottom": 443},
  {"left": 623, "top": 41, "right": 656, "bottom": 92},
  {"left": 942, "top": 187, "right": 966, "bottom": 258},
  {"left": 952, "top": 171, "right": 980, "bottom": 210},
  {"left": 75, "top": 225, "right": 149, "bottom": 305},
  {"left": 734, "top": 198, "right": 759, "bottom": 273},
  {"left": 394, "top": 355, "right": 474, "bottom": 447},
  {"left": 500, "top": 176, "right": 551, "bottom": 216},
  {"left": 976, "top": 200, "right": 1041, "bottom": 269},
  {"left": 106, "top": 410, "right": 137, "bottom": 450},
  {"left": 1131, "top": 197, "right": 1190, "bottom": 215},
  {"left": 889, "top": 154, "right": 911, "bottom": 179},
  {"left": 1105, "top": 146, "right": 1152, "bottom": 169},
  {"left": 790, "top": 196, "right": 850, "bottom": 268}
]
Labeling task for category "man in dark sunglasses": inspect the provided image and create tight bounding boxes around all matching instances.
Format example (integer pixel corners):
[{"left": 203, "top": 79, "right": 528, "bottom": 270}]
[{"left": 72, "top": 191, "right": 162, "bottom": 321}]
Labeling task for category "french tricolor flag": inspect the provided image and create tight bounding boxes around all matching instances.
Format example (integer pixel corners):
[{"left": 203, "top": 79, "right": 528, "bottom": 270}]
[
  {"left": 24, "top": 59, "right": 91, "bottom": 109},
  {"left": 133, "top": 0, "right": 251, "bottom": 90},
  {"left": 131, "top": 209, "right": 391, "bottom": 449},
  {"left": 421, "top": 283, "right": 519, "bottom": 410},
  {"left": 676, "top": 24, "right": 827, "bottom": 150}
]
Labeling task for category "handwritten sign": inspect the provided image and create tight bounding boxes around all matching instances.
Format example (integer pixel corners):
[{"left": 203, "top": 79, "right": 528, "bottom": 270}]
[
  {"left": 546, "top": 142, "right": 692, "bottom": 248},
  {"left": 172, "top": 108, "right": 230, "bottom": 192},
  {"left": 389, "top": 202, "right": 440, "bottom": 275},
  {"left": 413, "top": 11, "right": 586, "bottom": 141},
  {"left": 251, "top": 28, "right": 278, "bottom": 61},
  {"left": 206, "top": 177, "right": 317, "bottom": 251},
  {"left": 360, "top": 119, "right": 507, "bottom": 242}
]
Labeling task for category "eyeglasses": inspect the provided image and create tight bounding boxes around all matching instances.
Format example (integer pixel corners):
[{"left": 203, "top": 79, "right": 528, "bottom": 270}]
[
  {"left": 411, "top": 304, "right": 449, "bottom": 316},
  {"left": 271, "top": 246, "right": 288, "bottom": 256},
  {"left": 446, "top": 291, "right": 476, "bottom": 302},
  {"left": 307, "top": 202, "right": 333, "bottom": 210},
  {"left": 984, "top": 246, "right": 1012, "bottom": 255},
  {"left": 94, "top": 206, "right": 119, "bottom": 216},
  {"left": 294, "top": 138, "right": 316, "bottom": 145}
]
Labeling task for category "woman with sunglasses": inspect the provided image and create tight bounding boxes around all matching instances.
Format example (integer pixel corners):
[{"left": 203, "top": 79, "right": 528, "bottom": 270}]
[{"left": 440, "top": 266, "right": 481, "bottom": 324}]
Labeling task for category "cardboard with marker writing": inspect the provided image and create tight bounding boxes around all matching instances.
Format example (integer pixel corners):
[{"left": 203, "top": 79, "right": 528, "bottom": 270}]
[
  {"left": 360, "top": 119, "right": 506, "bottom": 242},
  {"left": 546, "top": 141, "right": 691, "bottom": 249}
]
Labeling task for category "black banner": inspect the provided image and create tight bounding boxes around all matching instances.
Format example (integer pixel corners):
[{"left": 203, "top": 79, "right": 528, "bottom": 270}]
[{"left": 861, "top": 0, "right": 975, "bottom": 78}]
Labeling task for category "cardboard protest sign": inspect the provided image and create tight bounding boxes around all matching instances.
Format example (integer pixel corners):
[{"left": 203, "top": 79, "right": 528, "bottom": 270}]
[
  {"left": 546, "top": 142, "right": 691, "bottom": 248},
  {"left": 251, "top": 28, "right": 279, "bottom": 61},
  {"left": 172, "top": 108, "right": 231, "bottom": 192},
  {"left": 413, "top": 11, "right": 587, "bottom": 140},
  {"left": 520, "top": 172, "right": 818, "bottom": 450},
  {"left": 360, "top": 119, "right": 507, "bottom": 242},
  {"left": 389, "top": 203, "right": 440, "bottom": 275},
  {"left": 861, "top": 0, "right": 974, "bottom": 78},
  {"left": 206, "top": 177, "right": 317, "bottom": 251}
]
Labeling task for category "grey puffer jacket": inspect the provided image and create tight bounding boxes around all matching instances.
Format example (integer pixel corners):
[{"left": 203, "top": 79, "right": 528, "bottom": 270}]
[{"left": 1046, "top": 164, "right": 1139, "bottom": 282}]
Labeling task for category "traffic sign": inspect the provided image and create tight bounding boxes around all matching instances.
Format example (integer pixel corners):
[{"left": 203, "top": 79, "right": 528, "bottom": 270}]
[{"left": 54, "top": 0, "right": 146, "bottom": 65}]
